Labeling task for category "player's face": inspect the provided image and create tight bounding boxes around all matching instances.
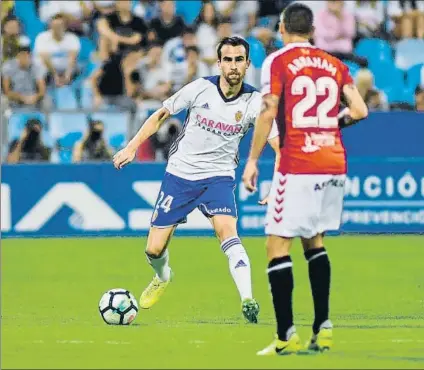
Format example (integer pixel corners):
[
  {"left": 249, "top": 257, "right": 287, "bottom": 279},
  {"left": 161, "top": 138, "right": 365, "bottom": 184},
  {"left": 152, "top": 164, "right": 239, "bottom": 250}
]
[{"left": 218, "top": 45, "right": 250, "bottom": 87}]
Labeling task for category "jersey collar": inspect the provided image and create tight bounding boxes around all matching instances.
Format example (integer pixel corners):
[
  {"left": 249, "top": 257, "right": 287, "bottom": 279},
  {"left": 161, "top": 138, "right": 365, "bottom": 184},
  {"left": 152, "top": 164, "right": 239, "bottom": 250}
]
[{"left": 204, "top": 75, "right": 256, "bottom": 103}]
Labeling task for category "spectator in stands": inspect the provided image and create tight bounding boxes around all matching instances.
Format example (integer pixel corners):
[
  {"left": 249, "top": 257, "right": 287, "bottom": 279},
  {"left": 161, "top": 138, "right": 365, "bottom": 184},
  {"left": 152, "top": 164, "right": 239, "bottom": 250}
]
[
  {"left": 34, "top": 13, "right": 81, "bottom": 88},
  {"left": 356, "top": 69, "right": 389, "bottom": 111},
  {"left": 7, "top": 118, "right": 51, "bottom": 163},
  {"left": 1, "top": 0, "right": 14, "bottom": 22},
  {"left": 184, "top": 46, "right": 209, "bottom": 84},
  {"left": 314, "top": 0, "right": 368, "bottom": 67},
  {"left": 123, "top": 42, "right": 172, "bottom": 103},
  {"left": 345, "top": 0, "right": 386, "bottom": 41},
  {"left": 149, "top": 0, "right": 186, "bottom": 44},
  {"left": 133, "top": 0, "right": 160, "bottom": 22},
  {"left": 415, "top": 86, "right": 424, "bottom": 112},
  {"left": 2, "top": 45, "right": 47, "bottom": 109},
  {"left": 90, "top": 53, "right": 135, "bottom": 111},
  {"left": 97, "top": 0, "right": 148, "bottom": 61},
  {"left": 194, "top": 1, "right": 220, "bottom": 69},
  {"left": 89, "top": 1, "right": 115, "bottom": 32},
  {"left": 252, "top": 0, "right": 292, "bottom": 53},
  {"left": 215, "top": 0, "right": 258, "bottom": 37},
  {"left": 72, "top": 120, "right": 112, "bottom": 163},
  {"left": 91, "top": 0, "right": 116, "bottom": 17},
  {"left": 388, "top": 0, "right": 424, "bottom": 39},
  {"left": 162, "top": 26, "right": 198, "bottom": 93},
  {"left": 217, "top": 17, "right": 233, "bottom": 40},
  {"left": 39, "top": 1, "right": 93, "bottom": 36},
  {"left": 1, "top": 16, "right": 30, "bottom": 62}
]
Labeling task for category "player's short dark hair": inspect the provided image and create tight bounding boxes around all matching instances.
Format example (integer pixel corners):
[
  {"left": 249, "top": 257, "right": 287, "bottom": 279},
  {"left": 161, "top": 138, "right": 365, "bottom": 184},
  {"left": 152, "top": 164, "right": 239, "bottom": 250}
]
[
  {"left": 282, "top": 3, "right": 314, "bottom": 36},
  {"left": 217, "top": 36, "right": 250, "bottom": 61}
]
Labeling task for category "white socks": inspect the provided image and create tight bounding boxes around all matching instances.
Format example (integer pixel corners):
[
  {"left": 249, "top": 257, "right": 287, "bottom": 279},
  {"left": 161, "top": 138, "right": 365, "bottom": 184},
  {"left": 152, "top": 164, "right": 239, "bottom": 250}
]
[
  {"left": 221, "top": 236, "right": 253, "bottom": 301},
  {"left": 145, "top": 249, "right": 171, "bottom": 282}
]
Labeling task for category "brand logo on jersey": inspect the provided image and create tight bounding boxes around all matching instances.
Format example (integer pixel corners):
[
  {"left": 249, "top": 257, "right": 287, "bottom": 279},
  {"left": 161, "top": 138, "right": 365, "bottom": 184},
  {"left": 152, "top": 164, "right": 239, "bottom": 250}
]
[
  {"left": 235, "top": 111, "right": 243, "bottom": 122},
  {"left": 201, "top": 103, "right": 210, "bottom": 109},
  {"left": 196, "top": 114, "right": 243, "bottom": 136},
  {"left": 301, "top": 132, "right": 336, "bottom": 153}
]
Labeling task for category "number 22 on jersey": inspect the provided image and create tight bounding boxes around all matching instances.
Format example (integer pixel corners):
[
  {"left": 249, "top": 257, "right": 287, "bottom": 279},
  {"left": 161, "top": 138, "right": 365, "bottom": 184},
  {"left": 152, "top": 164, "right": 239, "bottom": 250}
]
[{"left": 292, "top": 76, "right": 339, "bottom": 129}]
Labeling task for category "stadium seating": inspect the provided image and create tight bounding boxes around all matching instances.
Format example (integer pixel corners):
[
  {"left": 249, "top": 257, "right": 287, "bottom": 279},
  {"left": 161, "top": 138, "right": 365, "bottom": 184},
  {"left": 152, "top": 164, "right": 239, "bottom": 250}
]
[
  {"left": 406, "top": 63, "right": 424, "bottom": 90},
  {"left": 49, "top": 112, "right": 88, "bottom": 163},
  {"left": 354, "top": 38, "right": 393, "bottom": 67},
  {"left": 343, "top": 60, "right": 361, "bottom": 79},
  {"left": 395, "top": 39, "right": 424, "bottom": 71},
  {"left": 246, "top": 36, "right": 266, "bottom": 69},
  {"left": 54, "top": 86, "right": 79, "bottom": 110},
  {"left": 371, "top": 61, "right": 405, "bottom": 90},
  {"left": 175, "top": 0, "right": 202, "bottom": 25},
  {"left": 13, "top": 0, "right": 45, "bottom": 48},
  {"left": 384, "top": 86, "right": 415, "bottom": 106}
]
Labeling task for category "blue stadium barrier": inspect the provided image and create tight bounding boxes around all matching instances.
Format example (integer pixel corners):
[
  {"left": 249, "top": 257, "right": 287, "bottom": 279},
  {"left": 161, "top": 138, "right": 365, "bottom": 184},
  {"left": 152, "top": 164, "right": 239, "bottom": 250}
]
[{"left": 2, "top": 158, "right": 423, "bottom": 238}]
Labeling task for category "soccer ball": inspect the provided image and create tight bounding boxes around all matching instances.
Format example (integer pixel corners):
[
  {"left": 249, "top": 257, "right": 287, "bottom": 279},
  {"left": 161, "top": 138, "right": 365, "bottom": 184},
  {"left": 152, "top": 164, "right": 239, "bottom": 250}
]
[{"left": 99, "top": 288, "right": 138, "bottom": 325}]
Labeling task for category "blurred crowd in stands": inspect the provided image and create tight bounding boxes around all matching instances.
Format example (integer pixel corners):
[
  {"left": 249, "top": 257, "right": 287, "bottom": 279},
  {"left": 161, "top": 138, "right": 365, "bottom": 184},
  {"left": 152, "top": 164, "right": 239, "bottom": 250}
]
[{"left": 1, "top": 0, "right": 424, "bottom": 164}]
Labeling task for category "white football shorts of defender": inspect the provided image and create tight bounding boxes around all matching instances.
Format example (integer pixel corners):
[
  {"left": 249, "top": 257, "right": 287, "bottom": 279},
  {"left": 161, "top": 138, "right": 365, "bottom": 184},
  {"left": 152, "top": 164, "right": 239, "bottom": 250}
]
[{"left": 265, "top": 172, "right": 346, "bottom": 239}]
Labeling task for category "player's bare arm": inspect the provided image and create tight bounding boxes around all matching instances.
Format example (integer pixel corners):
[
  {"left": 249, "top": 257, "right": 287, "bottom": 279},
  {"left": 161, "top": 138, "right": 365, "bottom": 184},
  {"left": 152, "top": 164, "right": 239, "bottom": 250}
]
[
  {"left": 242, "top": 94, "right": 279, "bottom": 192},
  {"left": 113, "top": 107, "right": 171, "bottom": 169},
  {"left": 340, "top": 83, "right": 369, "bottom": 126},
  {"left": 258, "top": 135, "right": 280, "bottom": 205}
]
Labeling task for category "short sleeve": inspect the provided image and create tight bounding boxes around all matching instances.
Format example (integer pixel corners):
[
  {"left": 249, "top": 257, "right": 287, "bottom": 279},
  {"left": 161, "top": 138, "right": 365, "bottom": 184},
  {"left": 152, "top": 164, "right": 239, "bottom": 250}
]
[
  {"left": 162, "top": 78, "right": 204, "bottom": 115},
  {"left": 341, "top": 62, "right": 354, "bottom": 86},
  {"left": 67, "top": 33, "right": 81, "bottom": 52},
  {"left": 34, "top": 33, "right": 48, "bottom": 54},
  {"left": 34, "top": 65, "right": 47, "bottom": 80},
  {"left": 2, "top": 61, "right": 13, "bottom": 78},
  {"left": 261, "top": 53, "right": 284, "bottom": 97}
]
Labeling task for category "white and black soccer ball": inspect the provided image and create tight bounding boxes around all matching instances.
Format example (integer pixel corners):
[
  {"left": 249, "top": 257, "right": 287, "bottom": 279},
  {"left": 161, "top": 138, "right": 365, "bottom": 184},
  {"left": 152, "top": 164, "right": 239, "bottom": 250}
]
[{"left": 99, "top": 288, "right": 138, "bottom": 325}]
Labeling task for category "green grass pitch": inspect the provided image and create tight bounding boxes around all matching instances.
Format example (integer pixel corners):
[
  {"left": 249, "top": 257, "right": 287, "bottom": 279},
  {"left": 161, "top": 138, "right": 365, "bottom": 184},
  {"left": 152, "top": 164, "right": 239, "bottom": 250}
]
[{"left": 2, "top": 235, "right": 424, "bottom": 369}]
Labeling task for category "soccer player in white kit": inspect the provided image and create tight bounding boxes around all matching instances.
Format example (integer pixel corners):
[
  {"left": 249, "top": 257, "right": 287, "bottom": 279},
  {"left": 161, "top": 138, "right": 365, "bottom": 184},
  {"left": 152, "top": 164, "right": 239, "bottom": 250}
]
[{"left": 113, "top": 36, "right": 280, "bottom": 323}]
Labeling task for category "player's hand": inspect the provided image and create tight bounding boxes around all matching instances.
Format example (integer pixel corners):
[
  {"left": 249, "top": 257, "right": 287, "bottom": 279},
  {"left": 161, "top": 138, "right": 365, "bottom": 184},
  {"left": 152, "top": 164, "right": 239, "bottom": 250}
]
[
  {"left": 258, "top": 195, "right": 269, "bottom": 205},
  {"left": 242, "top": 159, "right": 259, "bottom": 193},
  {"left": 113, "top": 146, "right": 136, "bottom": 170}
]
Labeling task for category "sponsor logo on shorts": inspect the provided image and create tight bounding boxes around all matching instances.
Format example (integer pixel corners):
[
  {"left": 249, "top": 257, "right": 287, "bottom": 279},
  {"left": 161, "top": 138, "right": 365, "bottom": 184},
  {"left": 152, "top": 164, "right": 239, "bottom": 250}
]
[
  {"left": 314, "top": 179, "right": 346, "bottom": 191},
  {"left": 209, "top": 207, "right": 232, "bottom": 214}
]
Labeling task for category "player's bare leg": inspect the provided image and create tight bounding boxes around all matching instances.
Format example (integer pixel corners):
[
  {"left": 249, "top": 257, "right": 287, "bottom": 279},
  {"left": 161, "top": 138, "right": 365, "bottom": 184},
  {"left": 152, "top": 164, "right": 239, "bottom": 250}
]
[
  {"left": 211, "top": 215, "right": 259, "bottom": 323},
  {"left": 301, "top": 234, "right": 333, "bottom": 352},
  {"left": 257, "top": 235, "right": 301, "bottom": 355},
  {"left": 139, "top": 226, "right": 176, "bottom": 309}
]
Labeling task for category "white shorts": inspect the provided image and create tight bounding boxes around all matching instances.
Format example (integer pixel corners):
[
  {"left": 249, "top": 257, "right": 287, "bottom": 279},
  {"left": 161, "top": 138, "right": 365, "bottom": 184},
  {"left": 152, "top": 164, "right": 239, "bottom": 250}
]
[{"left": 265, "top": 172, "right": 347, "bottom": 239}]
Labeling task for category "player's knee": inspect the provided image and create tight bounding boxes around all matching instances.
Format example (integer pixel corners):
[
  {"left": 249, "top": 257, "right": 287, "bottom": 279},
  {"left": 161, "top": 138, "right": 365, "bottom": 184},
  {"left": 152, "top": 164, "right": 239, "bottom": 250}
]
[
  {"left": 145, "top": 244, "right": 165, "bottom": 257},
  {"left": 266, "top": 235, "right": 292, "bottom": 261},
  {"left": 146, "top": 227, "right": 173, "bottom": 256},
  {"left": 301, "top": 234, "right": 324, "bottom": 253},
  {"left": 213, "top": 217, "right": 237, "bottom": 243}
]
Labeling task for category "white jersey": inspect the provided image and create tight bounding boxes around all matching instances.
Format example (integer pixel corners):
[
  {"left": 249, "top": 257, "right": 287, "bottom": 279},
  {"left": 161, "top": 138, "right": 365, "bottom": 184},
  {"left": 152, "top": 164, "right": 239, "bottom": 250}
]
[{"left": 163, "top": 76, "right": 278, "bottom": 181}]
